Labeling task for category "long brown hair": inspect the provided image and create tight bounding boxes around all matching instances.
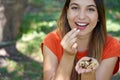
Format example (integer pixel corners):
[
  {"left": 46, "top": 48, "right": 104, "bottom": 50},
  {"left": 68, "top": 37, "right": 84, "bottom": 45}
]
[{"left": 57, "top": 0, "right": 107, "bottom": 79}]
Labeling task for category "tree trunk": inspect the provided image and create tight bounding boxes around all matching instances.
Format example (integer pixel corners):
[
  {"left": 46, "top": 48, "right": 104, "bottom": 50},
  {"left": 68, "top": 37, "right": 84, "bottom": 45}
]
[
  {"left": 0, "top": 4, "right": 6, "bottom": 42},
  {"left": 0, "top": 0, "right": 28, "bottom": 59},
  {"left": 1, "top": 0, "right": 27, "bottom": 41}
]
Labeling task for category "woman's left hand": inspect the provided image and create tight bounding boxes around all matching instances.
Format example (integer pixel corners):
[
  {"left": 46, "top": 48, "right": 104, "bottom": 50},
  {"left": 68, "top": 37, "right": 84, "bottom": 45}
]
[{"left": 75, "top": 57, "right": 99, "bottom": 74}]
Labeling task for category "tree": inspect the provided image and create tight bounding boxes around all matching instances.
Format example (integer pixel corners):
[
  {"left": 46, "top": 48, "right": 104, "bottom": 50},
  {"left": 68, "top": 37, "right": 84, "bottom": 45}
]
[
  {"left": 0, "top": 5, "right": 6, "bottom": 43},
  {"left": 0, "top": 0, "right": 28, "bottom": 60}
]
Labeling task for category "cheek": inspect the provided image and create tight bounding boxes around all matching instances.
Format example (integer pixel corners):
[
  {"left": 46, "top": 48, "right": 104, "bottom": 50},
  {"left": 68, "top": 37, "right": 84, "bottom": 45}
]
[
  {"left": 67, "top": 13, "right": 73, "bottom": 22},
  {"left": 90, "top": 15, "right": 98, "bottom": 26},
  {"left": 67, "top": 12, "right": 74, "bottom": 25},
  {"left": 67, "top": 10, "right": 77, "bottom": 21},
  {"left": 93, "top": 18, "right": 98, "bottom": 24}
]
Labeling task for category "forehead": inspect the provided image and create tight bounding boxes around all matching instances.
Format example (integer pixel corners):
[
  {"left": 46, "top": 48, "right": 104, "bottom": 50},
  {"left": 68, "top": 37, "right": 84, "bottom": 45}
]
[{"left": 70, "top": 0, "right": 96, "bottom": 6}]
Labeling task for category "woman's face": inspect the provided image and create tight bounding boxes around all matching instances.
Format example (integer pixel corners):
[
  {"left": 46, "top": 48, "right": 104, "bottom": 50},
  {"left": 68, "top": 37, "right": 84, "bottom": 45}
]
[{"left": 67, "top": 0, "right": 98, "bottom": 36}]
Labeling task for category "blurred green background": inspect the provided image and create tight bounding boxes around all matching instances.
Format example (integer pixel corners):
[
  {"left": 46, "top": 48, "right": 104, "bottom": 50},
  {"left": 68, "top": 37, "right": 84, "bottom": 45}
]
[{"left": 0, "top": 0, "right": 120, "bottom": 80}]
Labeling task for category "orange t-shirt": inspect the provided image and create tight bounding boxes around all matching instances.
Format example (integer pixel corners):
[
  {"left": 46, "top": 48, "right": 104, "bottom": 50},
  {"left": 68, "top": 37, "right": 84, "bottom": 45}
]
[{"left": 41, "top": 31, "right": 120, "bottom": 74}]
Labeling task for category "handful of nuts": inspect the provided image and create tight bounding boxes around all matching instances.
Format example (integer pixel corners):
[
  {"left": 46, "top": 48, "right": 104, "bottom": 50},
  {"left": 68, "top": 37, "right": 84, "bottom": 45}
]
[
  {"left": 76, "top": 57, "right": 98, "bottom": 80},
  {"left": 79, "top": 58, "right": 97, "bottom": 69}
]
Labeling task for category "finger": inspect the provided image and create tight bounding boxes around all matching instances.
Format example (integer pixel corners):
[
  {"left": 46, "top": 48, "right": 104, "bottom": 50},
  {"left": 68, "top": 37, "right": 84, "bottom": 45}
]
[
  {"left": 91, "top": 58, "right": 99, "bottom": 70},
  {"left": 69, "top": 29, "right": 80, "bottom": 40},
  {"left": 75, "top": 62, "right": 79, "bottom": 72},
  {"left": 69, "top": 37, "right": 77, "bottom": 48},
  {"left": 81, "top": 69, "right": 86, "bottom": 73},
  {"left": 60, "top": 28, "right": 77, "bottom": 45},
  {"left": 93, "top": 63, "right": 99, "bottom": 70},
  {"left": 72, "top": 43, "right": 78, "bottom": 50},
  {"left": 85, "top": 68, "right": 92, "bottom": 73},
  {"left": 63, "top": 28, "right": 77, "bottom": 41},
  {"left": 78, "top": 67, "right": 83, "bottom": 74},
  {"left": 80, "top": 68, "right": 86, "bottom": 74},
  {"left": 80, "top": 57, "right": 91, "bottom": 61}
]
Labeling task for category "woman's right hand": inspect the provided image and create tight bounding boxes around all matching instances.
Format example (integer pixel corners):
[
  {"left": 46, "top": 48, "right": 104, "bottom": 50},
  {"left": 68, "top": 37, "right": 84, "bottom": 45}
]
[
  {"left": 60, "top": 28, "right": 80, "bottom": 55},
  {"left": 75, "top": 57, "right": 99, "bottom": 74}
]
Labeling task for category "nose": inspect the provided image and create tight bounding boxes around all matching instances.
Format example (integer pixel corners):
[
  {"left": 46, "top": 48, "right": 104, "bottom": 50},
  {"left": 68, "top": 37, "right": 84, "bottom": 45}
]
[{"left": 78, "top": 9, "right": 86, "bottom": 20}]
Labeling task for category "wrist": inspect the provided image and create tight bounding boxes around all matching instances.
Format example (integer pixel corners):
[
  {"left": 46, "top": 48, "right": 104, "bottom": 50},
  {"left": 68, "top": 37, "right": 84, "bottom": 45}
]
[{"left": 63, "top": 50, "right": 76, "bottom": 57}]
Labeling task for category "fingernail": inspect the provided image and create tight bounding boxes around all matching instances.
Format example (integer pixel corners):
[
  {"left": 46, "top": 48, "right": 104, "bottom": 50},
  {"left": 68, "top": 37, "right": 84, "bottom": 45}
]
[{"left": 77, "top": 29, "right": 80, "bottom": 32}]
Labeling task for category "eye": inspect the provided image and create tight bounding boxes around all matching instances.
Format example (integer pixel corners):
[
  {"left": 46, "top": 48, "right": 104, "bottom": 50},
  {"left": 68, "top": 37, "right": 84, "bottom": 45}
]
[
  {"left": 71, "top": 6, "right": 78, "bottom": 10},
  {"left": 88, "top": 8, "right": 95, "bottom": 12}
]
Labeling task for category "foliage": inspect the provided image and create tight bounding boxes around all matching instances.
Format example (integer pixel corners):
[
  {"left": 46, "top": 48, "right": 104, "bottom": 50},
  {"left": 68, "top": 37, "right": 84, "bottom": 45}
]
[
  {"left": 18, "top": 0, "right": 120, "bottom": 79},
  {"left": 1, "top": 0, "right": 120, "bottom": 80},
  {"left": 104, "top": 0, "right": 120, "bottom": 10}
]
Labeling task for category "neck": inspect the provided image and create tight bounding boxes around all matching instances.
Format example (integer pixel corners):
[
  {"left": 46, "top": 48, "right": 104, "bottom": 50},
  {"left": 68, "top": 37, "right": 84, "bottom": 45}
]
[{"left": 76, "top": 34, "right": 91, "bottom": 52}]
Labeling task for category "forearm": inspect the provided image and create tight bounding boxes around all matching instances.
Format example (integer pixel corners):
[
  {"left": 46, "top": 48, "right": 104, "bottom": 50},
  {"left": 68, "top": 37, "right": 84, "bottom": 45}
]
[
  {"left": 96, "top": 57, "right": 117, "bottom": 80},
  {"left": 53, "top": 52, "right": 76, "bottom": 80}
]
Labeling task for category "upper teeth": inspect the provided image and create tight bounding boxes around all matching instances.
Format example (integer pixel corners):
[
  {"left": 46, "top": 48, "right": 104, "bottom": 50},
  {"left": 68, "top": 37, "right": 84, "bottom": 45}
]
[{"left": 77, "top": 23, "right": 87, "bottom": 26}]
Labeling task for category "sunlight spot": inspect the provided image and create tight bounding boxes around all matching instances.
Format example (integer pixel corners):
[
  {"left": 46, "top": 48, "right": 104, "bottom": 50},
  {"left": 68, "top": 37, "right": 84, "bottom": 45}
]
[
  {"left": 115, "top": 11, "right": 120, "bottom": 19},
  {"left": 30, "top": 51, "right": 43, "bottom": 63},
  {"left": 106, "top": 19, "right": 120, "bottom": 31},
  {"left": 37, "top": 21, "right": 56, "bottom": 27},
  {"left": 7, "top": 60, "right": 17, "bottom": 73},
  {"left": 0, "top": 58, "right": 8, "bottom": 68},
  {"left": 6, "top": 60, "right": 24, "bottom": 76},
  {"left": 48, "top": 21, "right": 56, "bottom": 27},
  {"left": 0, "top": 48, "right": 9, "bottom": 56}
]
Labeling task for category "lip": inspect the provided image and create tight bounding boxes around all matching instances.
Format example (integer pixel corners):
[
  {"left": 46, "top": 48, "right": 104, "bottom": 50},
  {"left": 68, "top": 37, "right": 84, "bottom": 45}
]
[{"left": 75, "top": 22, "right": 89, "bottom": 30}]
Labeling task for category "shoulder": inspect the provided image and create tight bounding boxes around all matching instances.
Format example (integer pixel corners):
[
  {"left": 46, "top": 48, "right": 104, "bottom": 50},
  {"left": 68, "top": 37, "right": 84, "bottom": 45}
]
[
  {"left": 41, "top": 30, "right": 61, "bottom": 51},
  {"left": 106, "top": 36, "right": 119, "bottom": 44},
  {"left": 102, "top": 35, "right": 120, "bottom": 59},
  {"left": 42, "top": 31, "right": 61, "bottom": 53},
  {"left": 102, "top": 36, "right": 120, "bottom": 74},
  {"left": 43, "top": 30, "right": 61, "bottom": 42},
  {"left": 41, "top": 30, "right": 63, "bottom": 61},
  {"left": 105, "top": 36, "right": 120, "bottom": 48},
  {"left": 42, "top": 30, "right": 61, "bottom": 50}
]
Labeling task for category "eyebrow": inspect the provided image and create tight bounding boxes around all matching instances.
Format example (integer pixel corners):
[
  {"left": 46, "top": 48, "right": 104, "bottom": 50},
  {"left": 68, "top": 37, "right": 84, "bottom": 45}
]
[
  {"left": 70, "top": 3, "right": 97, "bottom": 8},
  {"left": 88, "top": 5, "right": 97, "bottom": 8},
  {"left": 70, "top": 3, "right": 79, "bottom": 6}
]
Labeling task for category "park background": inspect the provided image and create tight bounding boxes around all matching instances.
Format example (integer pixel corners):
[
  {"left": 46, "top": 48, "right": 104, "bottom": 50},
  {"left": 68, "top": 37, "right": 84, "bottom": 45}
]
[{"left": 0, "top": 0, "right": 120, "bottom": 80}]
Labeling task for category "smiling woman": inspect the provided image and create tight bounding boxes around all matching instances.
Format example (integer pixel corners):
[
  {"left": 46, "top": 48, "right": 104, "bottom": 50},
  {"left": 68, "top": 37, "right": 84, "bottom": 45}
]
[{"left": 41, "top": 0, "right": 120, "bottom": 80}]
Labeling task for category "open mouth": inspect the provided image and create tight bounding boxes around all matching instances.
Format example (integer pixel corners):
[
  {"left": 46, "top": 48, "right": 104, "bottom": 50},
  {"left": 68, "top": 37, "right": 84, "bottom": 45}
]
[{"left": 75, "top": 22, "right": 89, "bottom": 30}]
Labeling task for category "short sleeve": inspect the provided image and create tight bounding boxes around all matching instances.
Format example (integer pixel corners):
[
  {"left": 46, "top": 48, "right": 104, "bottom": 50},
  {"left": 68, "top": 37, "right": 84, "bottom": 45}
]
[
  {"left": 102, "top": 36, "right": 120, "bottom": 74},
  {"left": 41, "top": 31, "right": 63, "bottom": 61},
  {"left": 102, "top": 36, "right": 120, "bottom": 59}
]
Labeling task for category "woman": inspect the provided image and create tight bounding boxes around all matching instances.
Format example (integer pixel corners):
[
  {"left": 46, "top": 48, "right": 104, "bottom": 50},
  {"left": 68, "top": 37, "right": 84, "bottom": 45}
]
[{"left": 41, "top": 0, "right": 120, "bottom": 80}]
